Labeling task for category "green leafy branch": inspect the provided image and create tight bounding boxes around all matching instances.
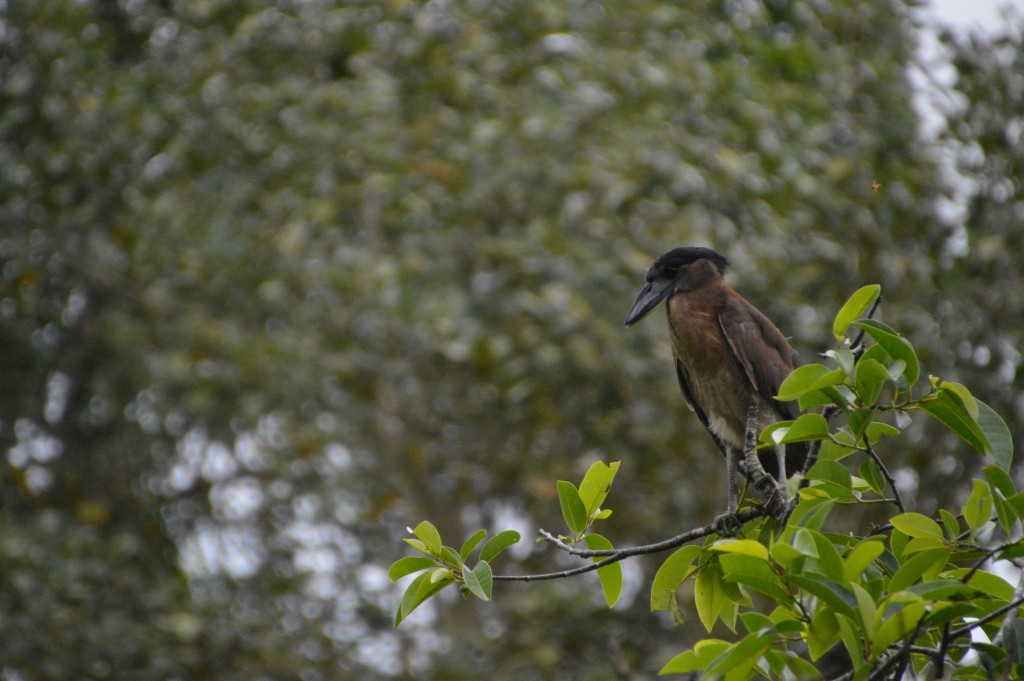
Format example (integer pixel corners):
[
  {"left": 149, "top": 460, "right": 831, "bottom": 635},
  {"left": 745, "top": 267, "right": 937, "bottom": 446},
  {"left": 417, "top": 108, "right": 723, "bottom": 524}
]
[{"left": 389, "top": 285, "right": 1023, "bottom": 679}]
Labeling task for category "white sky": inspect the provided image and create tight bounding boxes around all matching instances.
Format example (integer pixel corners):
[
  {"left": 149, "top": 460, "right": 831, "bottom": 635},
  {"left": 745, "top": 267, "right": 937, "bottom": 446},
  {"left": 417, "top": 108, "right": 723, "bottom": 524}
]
[{"left": 925, "top": 0, "right": 1019, "bottom": 33}]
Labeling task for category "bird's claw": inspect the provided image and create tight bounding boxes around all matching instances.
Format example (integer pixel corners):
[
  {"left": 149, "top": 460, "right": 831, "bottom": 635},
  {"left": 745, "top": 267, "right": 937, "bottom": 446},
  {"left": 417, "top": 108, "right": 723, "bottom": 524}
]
[
  {"left": 762, "top": 487, "right": 792, "bottom": 527},
  {"left": 712, "top": 511, "right": 743, "bottom": 537}
]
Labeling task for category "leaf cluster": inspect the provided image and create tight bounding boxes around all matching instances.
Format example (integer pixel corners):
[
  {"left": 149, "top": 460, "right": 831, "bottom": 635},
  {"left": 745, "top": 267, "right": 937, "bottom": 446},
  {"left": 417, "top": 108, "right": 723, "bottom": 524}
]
[{"left": 393, "top": 287, "right": 1023, "bottom": 679}]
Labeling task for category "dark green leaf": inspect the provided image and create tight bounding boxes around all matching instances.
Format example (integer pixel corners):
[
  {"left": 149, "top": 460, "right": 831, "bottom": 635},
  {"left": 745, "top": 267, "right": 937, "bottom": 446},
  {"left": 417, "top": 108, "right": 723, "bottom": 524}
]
[
  {"left": 977, "top": 400, "right": 1014, "bottom": 470},
  {"left": 858, "top": 460, "right": 886, "bottom": 496},
  {"left": 807, "top": 608, "right": 841, "bottom": 661},
  {"left": 785, "top": 575, "right": 857, "bottom": 621},
  {"left": 918, "top": 388, "right": 990, "bottom": 457},
  {"left": 983, "top": 465, "right": 1016, "bottom": 497}
]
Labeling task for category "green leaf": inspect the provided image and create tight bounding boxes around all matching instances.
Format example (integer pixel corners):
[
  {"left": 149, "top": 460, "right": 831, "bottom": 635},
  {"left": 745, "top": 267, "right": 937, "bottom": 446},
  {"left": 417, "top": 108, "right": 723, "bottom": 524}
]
[
  {"left": 651, "top": 545, "right": 703, "bottom": 611},
  {"left": 889, "top": 512, "right": 943, "bottom": 539},
  {"left": 939, "top": 509, "right": 960, "bottom": 539},
  {"left": 388, "top": 556, "right": 437, "bottom": 582},
  {"left": 854, "top": 357, "right": 890, "bottom": 408},
  {"left": 940, "top": 381, "right": 978, "bottom": 418},
  {"left": 888, "top": 548, "right": 948, "bottom": 592},
  {"left": 705, "top": 632, "right": 772, "bottom": 677},
  {"left": 719, "top": 554, "right": 792, "bottom": 603},
  {"left": 787, "top": 497, "right": 835, "bottom": 531},
  {"left": 578, "top": 460, "right": 620, "bottom": 516},
  {"left": 902, "top": 536, "right": 946, "bottom": 554},
  {"left": 963, "top": 479, "right": 993, "bottom": 532},
  {"left": 776, "top": 364, "right": 833, "bottom": 401},
  {"left": 462, "top": 560, "right": 493, "bottom": 601},
  {"left": 584, "top": 533, "right": 622, "bottom": 608},
  {"left": 811, "top": 530, "right": 845, "bottom": 583},
  {"left": 785, "top": 575, "right": 857, "bottom": 621},
  {"left": 983, "top": 465, "right": 1016, "bottom": 497},
  {"left": 825, "top": 345, "right": 855, "bottom": 376},
  {"left": 872, "top": 600, "right": 925, "bottom": 657},
  {"left": 411, "top": 521, "right": 442, "bottom": 555},
  {"left": 480, "top": 530, "right": 521, "bottom": 562},
  {"left": 459, "top": 529, "right": 488, "bottom": 562},
  {"left": 807, "top": 607, "right": 841, "bottom": 661},
  {"left": 710, "top": 539, "right": 769, "bottom": 561},
  {"left": 696, "top": 559, "right": 729, "bottom": 632},
  {"left": 807, "top": 460, "right": 852, "bottom": 493},
  {"left": 843, "top": 539, "right": 884, "bottom": 583},
  {"left": 777, "top": 413, "right": 831, "bottom": 444},
  {"left": 858, "top": 460, "right": 886, "bottom": 496},
  {"left": 658, "top": 639, "right": 730, "bottom": 675},
  {"left": 978, "top": 399, "right": 1014, "bottom": 470},
  {"left": 950, "top": 567, "right": 1014, "bottom": 601},
  {"left": 848, "top": 408, "right": 873, "bottom": 442},
  {"left": 850, "top": 583, "right": 877, "bottom": 638},
  {"left": 833, "top": 284, "right": 881, "bottom": 341},
  {"left": 864, "top": 422, "right": 900, "bottom": 443},
  {"left": 556, "top": 480, "right": 588, "bottom": 534},
  {"left": 853, "top": 319, "right": 920, "bottom": 387},
  {"left": 918, "top": 387, "right": 991, "bottom": 457},
  {"left": 396, "top": 571, "right": 454, "bottom": 626}
]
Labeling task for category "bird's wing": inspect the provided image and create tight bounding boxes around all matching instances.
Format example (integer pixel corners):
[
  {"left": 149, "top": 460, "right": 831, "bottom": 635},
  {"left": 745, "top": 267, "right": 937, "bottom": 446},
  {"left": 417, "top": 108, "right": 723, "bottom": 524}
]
[
  {"left": 675, "top": 357, "right": 729, "bottom": 458},
  {"left": 718, "top": 295, "right": 799, "bottom": 419}
]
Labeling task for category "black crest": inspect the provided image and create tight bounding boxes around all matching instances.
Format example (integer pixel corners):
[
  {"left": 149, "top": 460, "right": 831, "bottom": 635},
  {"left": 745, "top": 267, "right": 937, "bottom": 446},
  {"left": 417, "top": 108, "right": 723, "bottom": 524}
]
[{"left": 646, "top": 247, "right": 729, "bottom": 282}]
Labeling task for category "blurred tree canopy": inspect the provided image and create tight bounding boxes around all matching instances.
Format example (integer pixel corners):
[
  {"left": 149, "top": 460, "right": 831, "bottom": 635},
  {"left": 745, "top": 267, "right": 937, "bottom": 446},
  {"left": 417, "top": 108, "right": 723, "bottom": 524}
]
[{"left": 1, "top": 0, "right": 1021, "bottom": 679}]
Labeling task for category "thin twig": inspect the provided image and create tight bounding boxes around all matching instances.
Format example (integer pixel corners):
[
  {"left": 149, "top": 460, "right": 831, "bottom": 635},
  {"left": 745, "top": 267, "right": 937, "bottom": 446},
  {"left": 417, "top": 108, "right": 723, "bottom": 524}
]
[
  {"left": 948, "top": 595, "right": 1024, "bottom": 639},
  {"left": 863, "top": 439, "right": 905, "bottom": 513},
  {"left": 492, "top": 506, "right": 770, "bottom": 582}
]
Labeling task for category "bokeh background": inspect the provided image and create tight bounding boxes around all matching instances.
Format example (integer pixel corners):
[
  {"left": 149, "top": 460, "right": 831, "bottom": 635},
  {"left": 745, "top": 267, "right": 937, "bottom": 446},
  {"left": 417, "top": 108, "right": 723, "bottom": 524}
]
[{"left": 2, "top": 0, "right": 1022, "bottom": 679}]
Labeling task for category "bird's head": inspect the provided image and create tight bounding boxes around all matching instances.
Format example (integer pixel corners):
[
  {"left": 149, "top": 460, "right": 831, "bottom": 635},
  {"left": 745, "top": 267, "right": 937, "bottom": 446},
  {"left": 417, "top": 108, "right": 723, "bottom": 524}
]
[{"left": 624, "top": 247, "right": 729, "bottom": 327}]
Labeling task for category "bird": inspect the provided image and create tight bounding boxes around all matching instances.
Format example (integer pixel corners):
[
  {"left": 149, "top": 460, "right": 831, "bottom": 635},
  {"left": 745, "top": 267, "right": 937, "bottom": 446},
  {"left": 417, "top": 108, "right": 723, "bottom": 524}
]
[{"left": 624, "top": 246, "right": 806, "bottom": 521}]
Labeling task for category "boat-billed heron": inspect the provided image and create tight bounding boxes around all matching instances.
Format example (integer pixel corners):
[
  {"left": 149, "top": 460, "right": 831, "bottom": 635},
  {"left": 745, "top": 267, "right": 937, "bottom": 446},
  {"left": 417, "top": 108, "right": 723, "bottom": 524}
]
[{"left": 625, "top": 246, "right": 806, "bottom": 519}]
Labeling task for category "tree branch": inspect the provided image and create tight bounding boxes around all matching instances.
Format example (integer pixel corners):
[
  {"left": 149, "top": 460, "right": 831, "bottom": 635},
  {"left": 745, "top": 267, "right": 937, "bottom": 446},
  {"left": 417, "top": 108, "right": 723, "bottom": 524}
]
[
  {"left": 492, "top": 506, "right": 770, "bottom": 582},
  {"left": 863, "top": 438, "right": 905, "bottom": 513}
]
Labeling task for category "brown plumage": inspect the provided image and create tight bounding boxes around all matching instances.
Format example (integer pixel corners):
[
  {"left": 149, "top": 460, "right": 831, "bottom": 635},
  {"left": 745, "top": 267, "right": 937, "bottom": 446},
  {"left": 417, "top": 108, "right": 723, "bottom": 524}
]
[{"left": 625, "top": 247, "right": 805, "bottom": 512}]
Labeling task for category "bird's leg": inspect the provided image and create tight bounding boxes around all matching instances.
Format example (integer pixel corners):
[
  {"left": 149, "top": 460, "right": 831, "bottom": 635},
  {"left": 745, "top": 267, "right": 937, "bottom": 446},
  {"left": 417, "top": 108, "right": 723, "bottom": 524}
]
[
  {"left": 741, "top": 402, "right": 791, "bottom": 527},
  {"left": 775, "top": 444, "right": 788, "bottom": 501},
  {"left": 711, "top": 436, "right": 742, "bottom": 537}
]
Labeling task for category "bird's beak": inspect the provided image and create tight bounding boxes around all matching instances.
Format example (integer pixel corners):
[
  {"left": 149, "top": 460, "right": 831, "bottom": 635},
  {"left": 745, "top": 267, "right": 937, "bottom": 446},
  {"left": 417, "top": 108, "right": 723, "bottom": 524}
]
[{"left": 624, "top": 277, "right": 675, "bottom": 327}]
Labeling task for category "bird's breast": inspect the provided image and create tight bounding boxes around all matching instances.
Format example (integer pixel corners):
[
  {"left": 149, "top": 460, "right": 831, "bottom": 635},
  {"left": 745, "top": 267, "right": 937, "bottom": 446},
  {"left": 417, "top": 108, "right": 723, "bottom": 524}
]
[{"left": 667, "top": 293, "right": 772, "bottom": 448}]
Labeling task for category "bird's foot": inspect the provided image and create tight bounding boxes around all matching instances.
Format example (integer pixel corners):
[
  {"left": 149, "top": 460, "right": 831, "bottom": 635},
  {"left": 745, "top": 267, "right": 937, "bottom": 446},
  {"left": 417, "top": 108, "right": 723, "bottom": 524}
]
[
  {"left": 761, "top": 487, "right": 792, "bottom": 528},
  {"left": 712, "top": 511, "right": 743, "bottom": 537}
]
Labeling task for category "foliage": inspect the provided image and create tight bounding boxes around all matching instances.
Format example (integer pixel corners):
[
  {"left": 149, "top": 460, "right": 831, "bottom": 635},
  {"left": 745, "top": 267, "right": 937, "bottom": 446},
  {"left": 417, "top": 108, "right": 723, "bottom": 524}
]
[{"left": 393, "top": 287, "right": 1021, "bottom": 679}]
